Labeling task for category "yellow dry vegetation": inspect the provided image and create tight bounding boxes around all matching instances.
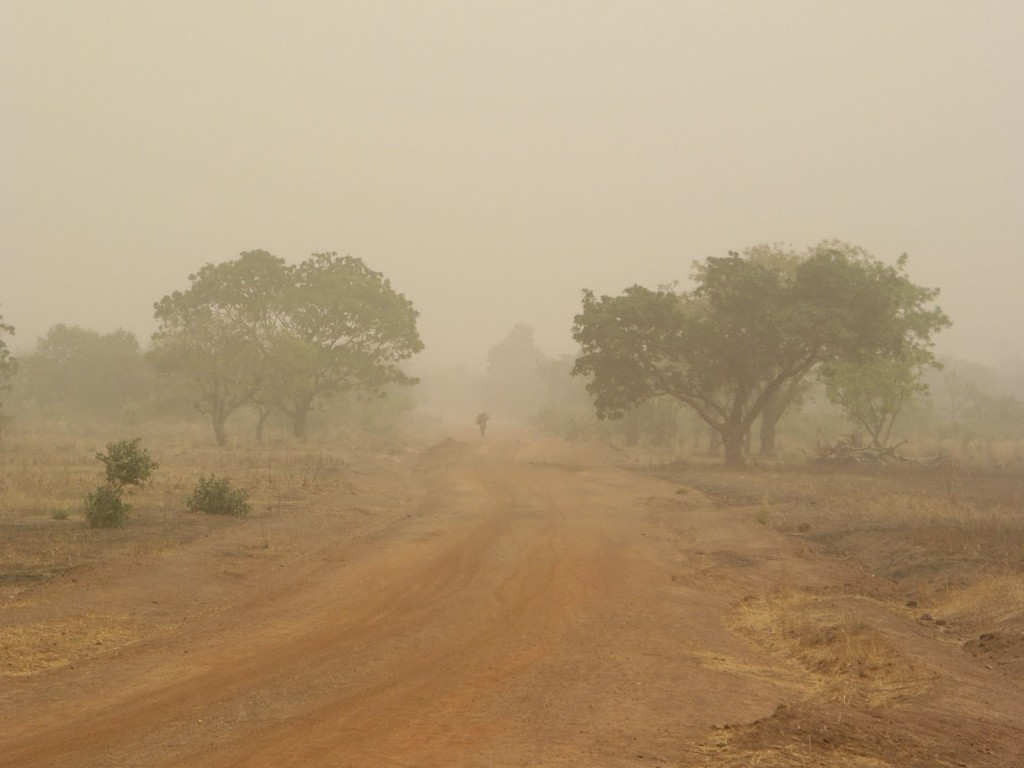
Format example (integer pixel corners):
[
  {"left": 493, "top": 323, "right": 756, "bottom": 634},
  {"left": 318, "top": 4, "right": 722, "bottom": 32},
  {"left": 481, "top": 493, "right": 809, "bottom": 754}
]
[
  {"left": 733, "top": 591, "right": 934, "bottom": 707},
  {"left": 938, "top": 573, "right": 1024, "bottom": 630},
  {"left": 1, "top": 613, "right": 139, "bottom": 677}
]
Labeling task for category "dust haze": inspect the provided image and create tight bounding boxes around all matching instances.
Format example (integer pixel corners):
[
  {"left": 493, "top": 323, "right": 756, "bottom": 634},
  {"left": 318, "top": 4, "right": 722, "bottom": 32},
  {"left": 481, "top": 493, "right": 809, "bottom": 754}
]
[
  {"left": 2, "top": 2, "right": 1022, "bottom": 371},
  {"left": 7, "top": 6, "right": 1024, "bottom": 765}
]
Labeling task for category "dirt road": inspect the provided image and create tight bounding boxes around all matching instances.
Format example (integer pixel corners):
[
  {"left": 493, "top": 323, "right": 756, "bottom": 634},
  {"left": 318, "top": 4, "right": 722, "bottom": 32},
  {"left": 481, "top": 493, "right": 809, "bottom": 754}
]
[{"left": 3, "top": 437, "right": 1023, "bottom": 766}]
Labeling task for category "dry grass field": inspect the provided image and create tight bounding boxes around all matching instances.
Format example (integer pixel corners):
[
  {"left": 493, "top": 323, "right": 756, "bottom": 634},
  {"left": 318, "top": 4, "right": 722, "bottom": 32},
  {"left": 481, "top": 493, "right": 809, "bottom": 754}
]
[
  {"left": 2, "top": 427, "right": 1023, "bottom": 765},
  {"left": 1, "top": 433, "right": 322, "bottom": 571},
  {"left": 0, "top": 426, "right": 410, "bottom": 678},
  {"left": 646, "top": 458, "right": 1024, "bottom": 765}
]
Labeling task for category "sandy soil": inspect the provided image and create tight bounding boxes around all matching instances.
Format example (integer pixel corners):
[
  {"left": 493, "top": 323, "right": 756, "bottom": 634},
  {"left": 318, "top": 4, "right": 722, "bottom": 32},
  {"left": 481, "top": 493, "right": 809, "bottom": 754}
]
[{"left": 2, "top": 436, "right": 1023, "bottom": 766}]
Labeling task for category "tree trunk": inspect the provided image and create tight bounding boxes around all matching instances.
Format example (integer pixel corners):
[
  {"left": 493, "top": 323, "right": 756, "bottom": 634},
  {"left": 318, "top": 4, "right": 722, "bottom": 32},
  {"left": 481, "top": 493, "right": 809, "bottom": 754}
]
[
  {"left": 255, "top": 406, "right": 271, "bottom": 442},
  {"left": 292, "top": 403, "right": 310, "bottom": 442},
  {"left": 758, "top": 375, "right": 807, "bottom": 457},
  {"left": 721, "top": 424, "right": 747, "bottom": 468},
  {"left": 211, "top": 410, "right": 229, "bottom": 447},
  {"left": 708, "top": 428, "right": 722, "bottom": 455},
  {"left": 623, "top": 409, "right": 639, "bottom": 446},
  {"left": 759, "top": 413, "right": 778, "bottom": 457}
]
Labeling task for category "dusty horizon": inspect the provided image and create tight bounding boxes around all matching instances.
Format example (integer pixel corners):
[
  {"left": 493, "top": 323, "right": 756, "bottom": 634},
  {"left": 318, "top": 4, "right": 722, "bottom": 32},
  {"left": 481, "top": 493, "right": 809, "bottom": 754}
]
[{"left": 3, "top": 2, "right": 1022, "bottom": 370}]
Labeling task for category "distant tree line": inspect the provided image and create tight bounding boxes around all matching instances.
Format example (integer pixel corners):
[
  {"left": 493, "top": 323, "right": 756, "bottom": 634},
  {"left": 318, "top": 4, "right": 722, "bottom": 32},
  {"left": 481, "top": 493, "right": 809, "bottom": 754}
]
[
  {"left": 6, "top": 240, "right": 1024, "bottom": 463},
  {"left": 1, "top": 251, "right": 423, "bottom": 445},
  {"left": 0, "top": 305, "right": 16, "bottom": 437},
  {"left": 149, "top": 250, "right": 423, "bottom": 445},
  {"left": 407, "top": 240, "right": 1023, "bottom": 465}
]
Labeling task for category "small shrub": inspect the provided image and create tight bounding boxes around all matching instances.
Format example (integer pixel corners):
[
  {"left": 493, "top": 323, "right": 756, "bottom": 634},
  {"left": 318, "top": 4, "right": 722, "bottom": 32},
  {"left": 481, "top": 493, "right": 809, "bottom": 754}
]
[
  {"left": 186, "top": 475, "right": 250, "bottom": 517},
  {"left": 96, "top": 438, "right": 158, "bottom": 491},
  {"left": 84, "top": 484, "right": 130, "bottom": 528},
  {"left": 84, "top": 437, "right": 158, "bottom": 528},
  {"left": 51, "top": 508, "right": 71, "bottom": 521}
]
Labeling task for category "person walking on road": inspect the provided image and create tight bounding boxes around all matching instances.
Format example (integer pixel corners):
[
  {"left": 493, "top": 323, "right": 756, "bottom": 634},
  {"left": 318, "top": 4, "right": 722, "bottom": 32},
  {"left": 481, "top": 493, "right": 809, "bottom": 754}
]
[{"left": 475, "top": 412, "right": 490, "bottom": 437}]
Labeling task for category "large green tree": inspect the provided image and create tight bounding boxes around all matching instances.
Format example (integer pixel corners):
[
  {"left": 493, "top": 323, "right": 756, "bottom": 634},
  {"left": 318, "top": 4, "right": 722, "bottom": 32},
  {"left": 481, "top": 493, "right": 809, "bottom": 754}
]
[
  {"left": 0, "top": 306, "right": 16, "bottom": 436},
  {"left": 724, "top": 245, "right": 806, "bottom": 457},
  {"left": 149, "top": 250, "right": 288, "bottom": 446},
  {"left": 261, "top": 252, "right": 423, "bottom": 441},
  {"left": 572, "top": 242, "right": 950, "bottom": 467},
  {"left": 152, "top": 250, "right": 423, "bottom": 445}
]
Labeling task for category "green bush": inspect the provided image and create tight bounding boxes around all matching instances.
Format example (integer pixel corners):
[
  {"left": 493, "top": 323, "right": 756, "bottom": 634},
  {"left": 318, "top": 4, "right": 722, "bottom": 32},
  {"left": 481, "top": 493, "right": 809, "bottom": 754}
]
[
  {"left": 84, "top": 484, "right": 130, "bottom": 528},
  {"left": 84, "top": 437, "right": 158, "bottom": 528},
  {"left": 186, "top": 475, "right": 250, "bottom": 517},
  {"left": 96, "top": 438, "right": 158, "bottom": 490}
]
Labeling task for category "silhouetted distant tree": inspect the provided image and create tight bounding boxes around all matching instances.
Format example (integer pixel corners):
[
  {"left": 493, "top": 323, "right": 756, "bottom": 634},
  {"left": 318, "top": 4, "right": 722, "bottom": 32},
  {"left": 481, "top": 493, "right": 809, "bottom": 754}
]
[
  {"left": 0, "top": 305, "right": 15, "bottom": 436},
  {"left": 19, "top": 325, "right": 152, "bottom": 421},
  {"left": 483, "top": 324, "right": 547, "bottom": 420}
]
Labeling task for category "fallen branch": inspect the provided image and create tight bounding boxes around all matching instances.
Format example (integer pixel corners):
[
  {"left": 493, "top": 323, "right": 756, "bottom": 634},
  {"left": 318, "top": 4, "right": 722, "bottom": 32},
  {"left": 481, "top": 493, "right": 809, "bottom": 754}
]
[{"left": 815, "top": 435, "right": 906, "bottom": 466}]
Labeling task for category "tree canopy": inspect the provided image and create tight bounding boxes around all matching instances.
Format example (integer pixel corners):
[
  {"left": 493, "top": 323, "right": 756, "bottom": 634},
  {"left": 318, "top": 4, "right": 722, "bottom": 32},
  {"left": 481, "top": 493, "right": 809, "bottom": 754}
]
[
  {"left": 149, "top": 250, "right": 287, "bottom": 445},
  {"left": 19, "top": 325, "right": 151, "bottom": 422},
  {"left": 819, "top": 348, "right": 935, "bottom": 447},
  {"left": 482, "top": 324, "right": 548, "bottom": 420},
  {"left": 572, "top": 241, "right": 950, "bottom": 466},
  {"left": 263, "top": 252, "right": 424, "bottom": 440},
  {"left": 150, "top": 250, "right": 422, "bottom": 445}
]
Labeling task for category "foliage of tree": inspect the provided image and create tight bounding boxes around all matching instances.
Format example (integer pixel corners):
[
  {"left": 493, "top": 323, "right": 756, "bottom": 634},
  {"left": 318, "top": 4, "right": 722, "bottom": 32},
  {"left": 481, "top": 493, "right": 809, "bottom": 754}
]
[
  {"left": 966, "top": 392, "right": 1024, "bottom": 441},
  {"left": 149, "top": 251, "right": 291, "bottom": 446},
  {"left": 18, "top": 325, "right": 152, "bottom": 421},
  {"left": 719, "top": 244, "right": 806, "bottom": 457},
  {"left": 84, "top": 438, "right": 158, "bottom": 528},
  {"left": 572, "top": 241, "right": 950, "bottom": 467},
  {"left": 262, "top": 252, "right": 423, "bottom": 440},
  {"left": 414, "top": 363, "right": 484, "bottom": 423},
  {"left": 0, "top": 306, "right": 15, "bottom": 436},
  {"left": 537, "top": 354, "right": 587, "bottom": 411},
  {"left": 151, "top": 250, "right": 422, "bottom": 445},
  {"left": 483, "top": 324, "right": 548, "bottom": 420},
  {"left": 614, "top": 396, "right": 687, "bottom": 447},
  {"left": 929, "top": 363, "right": 1024, "bottom": 441},
  {"left": 535, "top": 353, "right": 598, "bottom": 439},
  {"left": 819, "top": 349, "right": 935, "bottom": 447}
]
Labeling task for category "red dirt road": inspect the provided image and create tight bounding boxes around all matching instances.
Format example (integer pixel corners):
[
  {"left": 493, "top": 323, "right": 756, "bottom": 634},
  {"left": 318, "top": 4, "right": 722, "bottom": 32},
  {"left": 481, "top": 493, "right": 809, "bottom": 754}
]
[{"left": 3, "top": 438, "right": 1023, "bottom": 766}]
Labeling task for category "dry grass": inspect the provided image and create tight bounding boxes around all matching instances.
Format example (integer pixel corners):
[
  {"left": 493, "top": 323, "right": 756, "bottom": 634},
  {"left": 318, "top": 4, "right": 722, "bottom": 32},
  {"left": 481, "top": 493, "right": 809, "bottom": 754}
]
[
  {"left": 733, "top": 590, "right": 933, "bottom": 708},
  {"left": 0, "top": 425, "right": 355, "bottom": 512},
  {"left": 0, "top": 426, "right": 377, "bottom": 599},
  {"left": 652, "top": 457, "right": 1024, "bottom": 766},
  {"left": 696, "top": 744, "right": 897, "bottom": 768},
  {"left": 656, "top": 459, "right": 1024, "bottom": 591},
  {"left": 0, "top": 424, "right": 417, "bottom": 685},
  {"left": 1, "top": 613, "right": 141, "bottom": 677},
  {"left": 936, "top": 573, "right": 1024, "bottom": 630},
  {"left": 914, "top": 437, "right": 1024, "bottom": 470}
]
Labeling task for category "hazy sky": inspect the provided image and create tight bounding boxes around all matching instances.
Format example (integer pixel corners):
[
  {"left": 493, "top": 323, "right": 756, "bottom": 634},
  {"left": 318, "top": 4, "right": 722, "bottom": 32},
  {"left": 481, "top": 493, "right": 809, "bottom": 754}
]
[{"left": 2, "top": 2, "right": 1022, "bottom": 370}]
